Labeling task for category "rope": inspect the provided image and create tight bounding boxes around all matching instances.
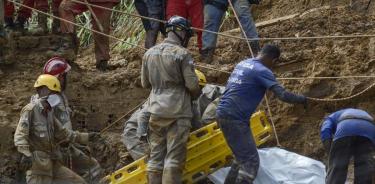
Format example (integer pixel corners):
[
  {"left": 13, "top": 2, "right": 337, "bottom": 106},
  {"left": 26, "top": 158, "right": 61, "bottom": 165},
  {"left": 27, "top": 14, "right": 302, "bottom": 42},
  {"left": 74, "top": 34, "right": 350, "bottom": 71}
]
[
  {"left": 228, "top": 0, "right": 281, "bottom": 147},
  {"left": 227, "top": 0, "right": 254, "bottom": 57},
  {"left": 56, "top": 0, "right": 375, "bottom": 42},
  {"left": 9, "top": 0, "right": 375, "bottom": 104},
  {"left": 8, "top": 0, "right": 375, "bottom": 80},
  {"left": 277, "top": 75, "right": 375, "bottom": 80},
  {"left": 100, "top": 99, "right": 146, "bottom": 134},
  {"left": 7, "top": 0, "right": 147, "bottom": 51},
  {"left": 307, "top": 81, "right": 375, "bottom": 102},
  {"left": 265, "top": 95, "right": 281, "bottom": 147}
]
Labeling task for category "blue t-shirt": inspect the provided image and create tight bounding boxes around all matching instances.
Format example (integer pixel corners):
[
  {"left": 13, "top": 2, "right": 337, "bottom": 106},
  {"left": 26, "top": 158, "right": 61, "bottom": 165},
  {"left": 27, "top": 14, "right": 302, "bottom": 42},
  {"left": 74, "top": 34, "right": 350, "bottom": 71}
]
[
  {"left": 320, "top": 108, "right": 375, "bottom": 144},
  {"left": 216, "top": 58, "right": 278, "bottom": 122}
]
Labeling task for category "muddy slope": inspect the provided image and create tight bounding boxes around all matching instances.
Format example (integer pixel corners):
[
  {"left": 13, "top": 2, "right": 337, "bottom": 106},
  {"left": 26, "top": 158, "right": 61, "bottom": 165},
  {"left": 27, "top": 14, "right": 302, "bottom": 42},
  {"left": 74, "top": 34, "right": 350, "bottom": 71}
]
[{"left": 1, "top": 1, "right": 375, "bottom": 182}]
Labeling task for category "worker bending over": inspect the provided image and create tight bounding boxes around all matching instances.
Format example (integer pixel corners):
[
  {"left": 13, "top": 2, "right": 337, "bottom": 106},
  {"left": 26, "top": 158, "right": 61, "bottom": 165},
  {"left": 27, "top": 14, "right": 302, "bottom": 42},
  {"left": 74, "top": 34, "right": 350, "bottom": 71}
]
[
  {"left": 201, "top": 0, "right": 260, "bottom": 63},
  {"left": 14, "top": 74, "right": 101, "bottom": 183},
  {"left": 30, "top": 57, "right": 103, "bottom": 181},
  {"left": 122, "top": 102, "right": 150, "bottom": 160},
  {"left": 59, "top": 0, "right": 119, "bottom": 71},
  {"left": 141, "top": 15, "right": 200, "bottom": 183},
  {"left": 321, "top": 108, "right": 375, "bottom": 184},
  {"left": 134, "top": 0, "right": 165, "bottom": 48},
  {"left": 216, "top": 44, "right": 307, "bottom": 184}
]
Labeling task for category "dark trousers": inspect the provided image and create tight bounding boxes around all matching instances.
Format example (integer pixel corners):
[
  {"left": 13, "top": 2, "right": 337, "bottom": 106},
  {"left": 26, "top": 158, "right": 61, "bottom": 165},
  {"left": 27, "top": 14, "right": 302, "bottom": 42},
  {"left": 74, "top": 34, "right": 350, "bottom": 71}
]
[
  {"left": 217, "top": 118, "right": 259, "bottom": 184},
  {"left": 327, "top": 136, "right": 375, "bottom": 184}
]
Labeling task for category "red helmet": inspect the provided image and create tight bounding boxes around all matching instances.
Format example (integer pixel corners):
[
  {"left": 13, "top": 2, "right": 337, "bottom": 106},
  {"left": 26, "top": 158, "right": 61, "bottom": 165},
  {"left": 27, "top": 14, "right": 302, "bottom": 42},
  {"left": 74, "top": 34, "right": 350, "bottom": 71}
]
[{"left": 43, "top": 57, "right": 71, "bottom": 77}]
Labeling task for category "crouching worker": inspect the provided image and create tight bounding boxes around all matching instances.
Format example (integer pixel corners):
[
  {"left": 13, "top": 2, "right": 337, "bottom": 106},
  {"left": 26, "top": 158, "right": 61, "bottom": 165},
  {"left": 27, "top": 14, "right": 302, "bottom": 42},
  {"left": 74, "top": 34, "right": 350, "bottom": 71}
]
[
  {"left": 321, "top": 108, "right": 375, "bottom": 184},
  {"left": 122, "top": 102, "right": 150, "bottom": 160},
  {"left": 14, "top": 74, "right": 101, "bottom": 184}
]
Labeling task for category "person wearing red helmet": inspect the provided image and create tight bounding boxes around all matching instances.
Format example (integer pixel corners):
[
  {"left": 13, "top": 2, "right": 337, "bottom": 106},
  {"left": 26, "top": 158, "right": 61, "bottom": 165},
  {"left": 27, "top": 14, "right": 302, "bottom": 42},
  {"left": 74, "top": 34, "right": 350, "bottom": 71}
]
[
  {"left": 30, "top": 57, "right": 103, "bottom": 181},
  {"left": 43, "top": 57, "right": 72, "bottom": 91}
]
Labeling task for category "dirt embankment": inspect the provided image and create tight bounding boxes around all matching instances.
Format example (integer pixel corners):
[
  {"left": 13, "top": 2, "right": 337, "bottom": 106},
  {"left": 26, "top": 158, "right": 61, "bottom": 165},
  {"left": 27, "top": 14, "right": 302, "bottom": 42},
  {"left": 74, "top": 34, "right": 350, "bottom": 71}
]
[
  {"left": 1, "top": 1, "right": 375, "bottom": 182},
  {"left": 208, "top": 6, "right": 375, "bottom": 160}
]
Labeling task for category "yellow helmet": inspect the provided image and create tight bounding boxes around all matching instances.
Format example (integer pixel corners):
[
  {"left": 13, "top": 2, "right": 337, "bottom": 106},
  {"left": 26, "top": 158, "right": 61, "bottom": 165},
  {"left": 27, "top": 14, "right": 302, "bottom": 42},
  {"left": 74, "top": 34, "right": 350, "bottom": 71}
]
[
  {"left": 34, "top": 74, "right": 61, "bottom": 92},
  {"left": 195, "top": 69, "right": 207, "bottom": 86}
]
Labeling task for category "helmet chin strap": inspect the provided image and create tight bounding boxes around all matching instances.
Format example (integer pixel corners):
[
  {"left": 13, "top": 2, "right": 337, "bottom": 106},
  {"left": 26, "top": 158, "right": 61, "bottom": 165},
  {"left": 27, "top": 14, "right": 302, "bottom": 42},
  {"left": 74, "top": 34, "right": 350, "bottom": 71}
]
[{"left": 172, "top": 30, "right": 189, "bottom": 47}]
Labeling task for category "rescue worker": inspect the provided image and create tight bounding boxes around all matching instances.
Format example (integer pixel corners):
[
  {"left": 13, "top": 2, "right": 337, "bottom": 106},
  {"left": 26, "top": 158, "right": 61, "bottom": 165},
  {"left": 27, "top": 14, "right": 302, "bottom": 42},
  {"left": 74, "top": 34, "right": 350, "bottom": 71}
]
[
  {"left": 216, "top": 44, "right": 307, "bottom": 184},
  {"left": 14, "top": 74, "right": 101, "bottom": 183},
  {"left": 35, "top": 57, "right": 103, "bottom": 181},
  {"left": 122, "top": 102, "right": 150, "bottom": 160},
  {"left": 141, "top": 15, "right": 200, "bottom": 183},
  {"left": 166, "top": 0, "right": 203, "bottom": 50},
  {"left": 191, "top": 69, "right": 225, "bottom": 128},
  {"left": 1, "top": 0, "right": 4, "bottom": 35},
  {"left": 320, "top": 108, "right": 375, "bottom": 184},
  {"left": 1, "top": 0, "right": 5, "bottom": 64},
  {"left": 1, "top": 0, "right": 5, "bottom": 41},
  {"left": 134, "top": 0, "right": 165, "bottom": 48},
  {"left": 4, "top": 0, "right": 15, "bottom": 29},
  {"left": 4, "top": 0, "right": 52, "bottom": 33},
  {"left": 59, "top": 0, "right": 119, "bottom": 71},
  {"left": 123, "top": 70, "right": 222, "bottom": 160},
  {"left": 201, "top": 0, "right": 261, "bottom": 63}
]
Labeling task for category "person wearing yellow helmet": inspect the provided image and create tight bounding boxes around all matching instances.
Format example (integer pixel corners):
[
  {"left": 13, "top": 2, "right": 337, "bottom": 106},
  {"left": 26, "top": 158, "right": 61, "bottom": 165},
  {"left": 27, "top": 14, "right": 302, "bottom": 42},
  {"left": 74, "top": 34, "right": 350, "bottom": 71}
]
[
  {"left": 192, "top": 70, "right": 226, "bottom": 129},
  {"left": 40, "top": 57, "right": 103, "bottom": 182},
  {"left": 14, "top": 74, "right": 100, "bottom": 184}
]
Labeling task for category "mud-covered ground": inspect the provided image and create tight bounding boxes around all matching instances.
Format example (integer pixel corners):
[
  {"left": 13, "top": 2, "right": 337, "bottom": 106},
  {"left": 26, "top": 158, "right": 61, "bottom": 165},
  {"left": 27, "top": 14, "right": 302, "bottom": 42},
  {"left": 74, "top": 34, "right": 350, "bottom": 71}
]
[{"left": 1, "top": 0, "right": 375, "bottom": 182}]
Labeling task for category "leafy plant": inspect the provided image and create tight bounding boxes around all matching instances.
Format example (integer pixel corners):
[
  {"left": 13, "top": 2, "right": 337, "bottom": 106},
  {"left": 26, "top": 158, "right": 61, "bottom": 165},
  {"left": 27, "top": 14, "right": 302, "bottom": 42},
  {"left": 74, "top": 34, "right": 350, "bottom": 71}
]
[{"left": 76, "top": 0, "right": 145, "bottom": 50}]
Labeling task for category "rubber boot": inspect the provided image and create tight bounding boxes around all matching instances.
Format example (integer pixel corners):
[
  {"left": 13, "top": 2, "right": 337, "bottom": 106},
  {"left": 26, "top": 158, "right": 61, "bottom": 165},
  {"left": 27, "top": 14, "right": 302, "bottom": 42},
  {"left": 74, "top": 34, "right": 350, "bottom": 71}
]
[
  {"left": 51, "top": 10, "right": 60, "bottom": 34},
  {"left": 13, "top": 16, "right": 27, "bottom": 33},
  {"left": 224, "top": 161, "right": 240, "bottom": 184},
  {"left": 163, "top": 167, "right": 183, "bottom": 184},
  {"left": 200, "top": 48, "right": 215, "bottom": 64},
  {"left": 96, "top": 60, "right": 108, "bottom": 71},
  {"left": 235, "top": 170, "right": 255, "bottom": 184},
  {"left": 52, "top": 18, "right": 60, "bottom": 34},
  {"left": 0, "top": 23, "right": 5, "bottom": 40},
  {"left": 145, "top": 30, "right": 158, "bottom": 49},
  {"left": 147, "top": 171, "right": 162, "bottom": 184},
  {"left": 32, "top": 14, "right": 48, "bottom": 35},
  {"left": 64, "top": 33, "right": 79, "bottom": 54},
  {"left": 4, "top": 17, "right": 15, "bottom": 30}
]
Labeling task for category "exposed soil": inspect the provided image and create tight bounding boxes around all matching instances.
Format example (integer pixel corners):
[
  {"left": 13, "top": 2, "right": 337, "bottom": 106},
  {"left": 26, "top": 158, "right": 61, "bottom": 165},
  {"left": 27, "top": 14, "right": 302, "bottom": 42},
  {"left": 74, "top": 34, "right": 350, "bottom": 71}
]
[{"left": 1, "top": 0, "right": 375, "bottom": 183}]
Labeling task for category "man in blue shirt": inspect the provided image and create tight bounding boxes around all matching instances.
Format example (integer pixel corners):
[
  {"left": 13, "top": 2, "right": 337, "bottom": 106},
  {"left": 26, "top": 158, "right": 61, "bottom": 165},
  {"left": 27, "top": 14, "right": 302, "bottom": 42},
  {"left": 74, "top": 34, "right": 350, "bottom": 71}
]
[
  {"left": 216, "top": 44, "right": 307, "bottom": 184},
  {"left": 320, "top": 108, "right": 375, "bottom": 184}
]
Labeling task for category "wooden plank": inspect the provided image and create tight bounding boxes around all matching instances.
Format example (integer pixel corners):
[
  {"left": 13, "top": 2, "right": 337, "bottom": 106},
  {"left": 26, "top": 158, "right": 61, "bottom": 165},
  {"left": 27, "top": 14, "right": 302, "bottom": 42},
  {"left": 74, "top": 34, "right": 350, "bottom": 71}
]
[{"left": 225, "top": 5, "right": 339, "bottom": 33}]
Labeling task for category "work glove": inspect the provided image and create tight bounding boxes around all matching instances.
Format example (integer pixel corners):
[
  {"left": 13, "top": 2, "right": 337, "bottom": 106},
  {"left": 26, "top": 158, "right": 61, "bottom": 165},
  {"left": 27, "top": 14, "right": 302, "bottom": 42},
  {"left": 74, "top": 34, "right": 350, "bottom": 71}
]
[
  {"left": 19, "top": 155, "right": 32, "bottom": 171},
  {"left": 88, "top": 132, "right": 101, "bottom": 142}
]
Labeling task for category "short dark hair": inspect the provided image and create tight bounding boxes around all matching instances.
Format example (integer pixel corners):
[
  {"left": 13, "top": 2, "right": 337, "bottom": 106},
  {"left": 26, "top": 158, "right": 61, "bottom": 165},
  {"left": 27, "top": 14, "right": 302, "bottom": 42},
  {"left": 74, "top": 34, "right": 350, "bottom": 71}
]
[{"left": 260, "top": 44, "right": 281, "bottom": 59}]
